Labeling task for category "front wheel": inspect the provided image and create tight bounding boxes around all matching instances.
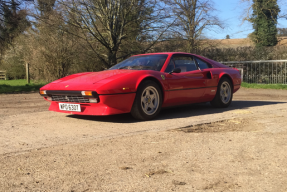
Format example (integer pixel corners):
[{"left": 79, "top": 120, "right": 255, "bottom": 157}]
[
  {"left": 131, "top": 80, "right": 162, "bottom": 120},
  {"left": 210, "top": 77, "right": 233, "bottom": 108}
]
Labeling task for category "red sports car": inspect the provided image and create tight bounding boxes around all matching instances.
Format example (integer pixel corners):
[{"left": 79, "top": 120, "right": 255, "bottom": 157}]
[{"left": 39, "top": 52, "right": 241, "bottom": 120}]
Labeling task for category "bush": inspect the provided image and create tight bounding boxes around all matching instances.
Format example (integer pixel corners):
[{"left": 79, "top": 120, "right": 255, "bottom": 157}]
[{"left": 0, "top": 48, "right": 26, "bottom": 80}]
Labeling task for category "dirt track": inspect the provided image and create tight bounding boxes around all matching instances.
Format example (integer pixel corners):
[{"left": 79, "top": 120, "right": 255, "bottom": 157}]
[{"left": 0, "top": 88, "right": 287, "bottom": 191}]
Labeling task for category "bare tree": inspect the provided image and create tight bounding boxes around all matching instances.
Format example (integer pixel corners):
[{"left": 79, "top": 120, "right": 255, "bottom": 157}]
[
  {"left": 58, "top": 0, "right": 169, "bottom": 68},
  {"left": 21, "top": 11, "right": 85, "bottom": 82},
  {"left": 162, "top": 0, "right": 223, "bottom": 52}
]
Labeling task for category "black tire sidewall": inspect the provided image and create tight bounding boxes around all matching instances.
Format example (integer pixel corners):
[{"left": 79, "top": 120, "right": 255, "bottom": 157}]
[
  {"left": 211, "top": 77, "right": 233, "bottom": 108},
  {"left": 131, "top": 80, "right": 163, "bottom": 120}
]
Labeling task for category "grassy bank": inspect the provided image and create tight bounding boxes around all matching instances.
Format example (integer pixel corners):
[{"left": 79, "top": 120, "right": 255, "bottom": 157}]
[
  {"left": 0, "top": 79, "right": 46, "bottom": 94},
  {"left": 241, "top": 82, "right": 287, "bottom": 90}
]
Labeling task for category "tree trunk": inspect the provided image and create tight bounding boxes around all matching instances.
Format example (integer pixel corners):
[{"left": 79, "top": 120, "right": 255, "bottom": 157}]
[
  {"left": 108, "top": 51, "right": 117, "bottom": 68},
  {"left": 187, "top": 38, "right": 195, "bottom": 53}
]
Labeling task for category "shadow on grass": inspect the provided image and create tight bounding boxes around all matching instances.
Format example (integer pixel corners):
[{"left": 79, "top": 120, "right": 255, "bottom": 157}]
[
  {"left": 67, "top": 100, "right": 286, "bottom": 123},
  {"left": 0, "top": 84, "right": 46, "bottom": 94}
]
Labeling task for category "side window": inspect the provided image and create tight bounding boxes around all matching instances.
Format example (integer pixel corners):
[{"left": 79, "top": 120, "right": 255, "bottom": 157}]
[
  {"left": 164, "top": 59, "right": 175, "bottom": 73},
  {"left": 173, "top": 56, "right": 198, "bottom": 72},
  {"left": 194, "top": 58, "right": 212, "bottom": 69}
]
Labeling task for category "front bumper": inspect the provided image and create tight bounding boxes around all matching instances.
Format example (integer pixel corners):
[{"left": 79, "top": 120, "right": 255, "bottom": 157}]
[{"left": 46, "top": 93, "right": 136, "bottom": 116}]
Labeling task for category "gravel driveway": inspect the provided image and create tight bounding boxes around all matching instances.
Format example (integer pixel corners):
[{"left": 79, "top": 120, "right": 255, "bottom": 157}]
[{"left": 0, "top": 88, "right": 287, "bottom": 191}]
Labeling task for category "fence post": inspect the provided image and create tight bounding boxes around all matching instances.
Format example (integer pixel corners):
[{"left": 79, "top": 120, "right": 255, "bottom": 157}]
[
  {"left": 26, "top": 63, "right": 30, "bottom": 84},
  {"left": 239, "top": 68, "right": 243, "bottom": 81}
]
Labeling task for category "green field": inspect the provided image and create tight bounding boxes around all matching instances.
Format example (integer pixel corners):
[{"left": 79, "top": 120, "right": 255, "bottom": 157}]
[
  {"left": 241, "top": 82, "right": 287, "bottom": 90},
  {"left": 0, "top": 79, "right": 46, "bottom": 94}
]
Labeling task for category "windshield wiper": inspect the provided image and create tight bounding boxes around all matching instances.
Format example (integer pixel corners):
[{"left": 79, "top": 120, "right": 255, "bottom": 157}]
[
  {"left": 118, "top": 65, "right": 153, "bottom": 70},
  {"left": 118, "top": 66, "right": 129, "bottom": 69},
  {"left": 130, "top": 65, "right": 152, "bottom": 69}
]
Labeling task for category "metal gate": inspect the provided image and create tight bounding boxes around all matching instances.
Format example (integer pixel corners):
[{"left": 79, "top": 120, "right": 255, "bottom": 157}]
[{"left": 222, "top": 60, "right": 287, "bottom": 84}]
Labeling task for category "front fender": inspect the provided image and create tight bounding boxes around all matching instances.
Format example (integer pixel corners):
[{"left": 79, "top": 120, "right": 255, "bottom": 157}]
[{"left": 135, "top": 73, "right": 168, "bottom": 102}]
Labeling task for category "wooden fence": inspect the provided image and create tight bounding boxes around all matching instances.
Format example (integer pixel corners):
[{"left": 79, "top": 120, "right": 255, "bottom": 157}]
[{"left": 0, "top": 71, "right": 6, "bottom": 80}]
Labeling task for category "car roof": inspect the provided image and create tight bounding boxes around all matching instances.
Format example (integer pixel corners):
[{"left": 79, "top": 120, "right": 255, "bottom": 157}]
[
  {"left": 131, "top": 52, "right": 228, "bottom": 68},
  {"left": 132, "top": 52, "right": 196, "bottom": 56},
  {"left": 132, "top": 52, "right": 211, "bottom": 61}
]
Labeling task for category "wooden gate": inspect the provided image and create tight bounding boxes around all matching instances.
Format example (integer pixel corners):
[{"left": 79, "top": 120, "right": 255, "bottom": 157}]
[{"left": 0, "top": 71, "right": 6, "bottom": 80}]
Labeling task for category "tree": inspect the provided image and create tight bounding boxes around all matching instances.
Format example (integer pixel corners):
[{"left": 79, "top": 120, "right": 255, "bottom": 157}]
[
  {"left": 240, "top": 0, "right": 286, "bottom": 20},
  {"left": 249, "top": 0, "right": 280, "bottom": 46},
  {"left": 59, "top": 0, "right": 168, "bottom": 68},
  {"left": 0, "top": 0, "right": 29, "bottom": 53},
  {"left": 38, "top": 0, "right": 56, "bottom": 15},
  {"left": 226, "top": 35, "right": 230, "bottom": 39},
  {"left": 278, "top": 28, "right": 287, "bottom": 37},
  {"left": 21, "top": 2, "right": 93, "bottom": 81},
  {"left": 21, "top": 13, "right": 87, "bottom": 82},
  {"left": 162, "top": 0, "right": 223, "bottom": 53}
]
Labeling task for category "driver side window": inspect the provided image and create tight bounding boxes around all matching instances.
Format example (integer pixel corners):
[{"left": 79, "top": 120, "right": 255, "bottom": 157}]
[
  {"left": 165, "top": 55, "right": 198, "bottom": 73},
  {"left": 164, "top": 59, "right": 175, "bottom": 73}
]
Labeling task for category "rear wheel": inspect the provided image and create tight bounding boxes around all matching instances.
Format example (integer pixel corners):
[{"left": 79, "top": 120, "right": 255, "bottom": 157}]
[
  {"left": 131, "top": 80, "right": 162, "bottom": 120},
  {"left": 210, "top": 77, "right": 233, "bottom": 108}
]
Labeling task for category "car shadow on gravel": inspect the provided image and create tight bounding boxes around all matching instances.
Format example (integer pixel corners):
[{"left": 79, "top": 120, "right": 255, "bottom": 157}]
[{"left": 67, "top": 100, "right": 286, "bottom": 123}]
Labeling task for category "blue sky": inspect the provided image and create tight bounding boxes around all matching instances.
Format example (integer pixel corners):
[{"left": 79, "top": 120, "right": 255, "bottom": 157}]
[{"left": 206, "top": 0, "right": 287, "bottom": 39}]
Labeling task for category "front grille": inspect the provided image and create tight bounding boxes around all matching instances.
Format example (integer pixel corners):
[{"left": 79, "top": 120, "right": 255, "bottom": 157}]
[{"left": 52, "top": 95, "right": 90, "bottom": 103}]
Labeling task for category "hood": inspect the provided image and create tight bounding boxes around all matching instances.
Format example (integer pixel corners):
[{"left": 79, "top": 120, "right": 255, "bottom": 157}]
[{"left": 42, "top": 70, "right": 134, "bottom": 91}]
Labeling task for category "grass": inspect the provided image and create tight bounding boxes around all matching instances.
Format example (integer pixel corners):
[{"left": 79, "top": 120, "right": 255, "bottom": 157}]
[
  {"left": 1, "top": 80, "right": 287, "bottom": 94},
  {"left": 0, "top": 79, "right": 47, "bottom": 94},
  {"left": 241, "top": 82, "right": 287, "bottom": 90}
]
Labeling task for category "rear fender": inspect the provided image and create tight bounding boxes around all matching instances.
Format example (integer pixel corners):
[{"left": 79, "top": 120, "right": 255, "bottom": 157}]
[{"left": 218, "top": 72, "right": 235, "bottom": 90}]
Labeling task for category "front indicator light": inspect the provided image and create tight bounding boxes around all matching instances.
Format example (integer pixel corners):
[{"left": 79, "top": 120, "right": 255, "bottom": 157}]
[
  {"left": 40, "top": 90, "right": 46, "bottom": 95},
  {"left": 81, "top": 91, "right": 93, "bottom": 96},
  {"left": 89, "top": 98, "right": 98, "bottom": 103}
]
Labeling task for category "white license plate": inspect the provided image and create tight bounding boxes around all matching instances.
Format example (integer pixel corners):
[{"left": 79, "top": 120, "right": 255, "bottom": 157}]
[{"left": 59, "top": 103, "right": 81, "bottom": 112}]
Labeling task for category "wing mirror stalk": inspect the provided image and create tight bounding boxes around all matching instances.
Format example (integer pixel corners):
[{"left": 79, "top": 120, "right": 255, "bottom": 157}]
[{"left": 169, "top": 68, "right": 181, "bottom": 74}]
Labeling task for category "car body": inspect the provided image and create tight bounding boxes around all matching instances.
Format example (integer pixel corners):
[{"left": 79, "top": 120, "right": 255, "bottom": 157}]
[{"left": 39, "top": 52, "right": 241, "bottom": 120}]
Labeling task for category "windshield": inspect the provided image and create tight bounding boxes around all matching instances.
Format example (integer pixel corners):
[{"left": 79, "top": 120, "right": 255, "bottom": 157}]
[{"left": 109, "top": 54, "right": 168, "bottom": 71}]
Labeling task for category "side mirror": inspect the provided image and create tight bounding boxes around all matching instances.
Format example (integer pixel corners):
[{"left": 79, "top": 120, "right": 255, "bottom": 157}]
[{"left": 169, "top": 67, "right": 181, "bottom": 74}]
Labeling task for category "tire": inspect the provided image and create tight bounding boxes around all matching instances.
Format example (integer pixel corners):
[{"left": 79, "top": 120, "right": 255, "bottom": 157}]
[
  {"left": 210, "top": 77, "right": 233, "bottom": 108},
  {"left": 131, "top": 80, "right": 162, "bottom": 120}
]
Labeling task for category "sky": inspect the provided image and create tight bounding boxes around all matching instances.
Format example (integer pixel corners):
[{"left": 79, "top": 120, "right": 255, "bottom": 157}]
[{"left": 206, "top": 0, "right": 287, "bottom": 39}]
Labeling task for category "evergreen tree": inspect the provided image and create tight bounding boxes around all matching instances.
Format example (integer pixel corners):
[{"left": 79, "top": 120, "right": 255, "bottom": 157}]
[
  {"left": 226, "top": 35, "right": 230, "bottom": 39},
  {"left": 250, "top": 0, "right": 280, "bottom": 46},
  {"left": 0, "top": 0, "right": 29, "bottom": 53}
]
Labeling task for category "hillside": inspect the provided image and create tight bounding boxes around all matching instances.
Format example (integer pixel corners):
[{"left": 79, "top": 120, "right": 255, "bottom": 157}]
[{"left": 203, "top": 36, "right": 287, "bottom": 48}]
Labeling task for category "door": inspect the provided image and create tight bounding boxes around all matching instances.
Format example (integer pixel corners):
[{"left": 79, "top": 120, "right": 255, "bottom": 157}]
[
  {"left": 164, "top": 54, "right": 207, "bottom": 106},
  {"left": 193, "top": 56, "right": 219, "bottom": 101}
]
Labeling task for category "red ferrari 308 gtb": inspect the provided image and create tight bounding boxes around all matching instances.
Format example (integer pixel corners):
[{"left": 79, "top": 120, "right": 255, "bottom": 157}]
[{"left": 39, "top": 52, "right": 241, "bottom": 120}]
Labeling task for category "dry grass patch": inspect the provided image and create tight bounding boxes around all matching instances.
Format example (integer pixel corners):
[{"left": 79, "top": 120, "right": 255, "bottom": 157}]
[{"left": 172, "top": 118, "right": 262, "bottom": 133}]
